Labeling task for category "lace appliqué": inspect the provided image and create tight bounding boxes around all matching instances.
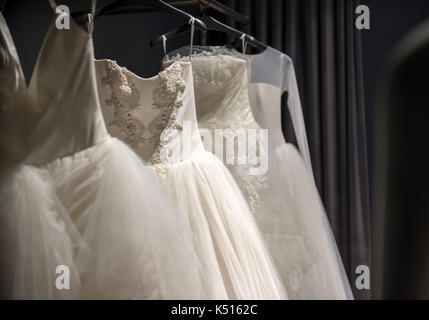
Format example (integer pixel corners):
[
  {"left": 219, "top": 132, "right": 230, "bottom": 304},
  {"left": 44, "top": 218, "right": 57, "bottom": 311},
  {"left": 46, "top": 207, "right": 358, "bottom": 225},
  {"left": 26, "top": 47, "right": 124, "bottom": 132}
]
[
  {"left": 193, "top": 56, "right": 244, "bottom": 87},
  {"left": 151, "top": 63, "right": 186, "bottom": 182},
  {"left": 100, "top": 60, "right": 187, "bottom": 183},
  {"left": 101, "top": 60, "right": 145, "bottom": 149},
  {"left": 284, "top": 236, "right": 322, "bottom": 298},
  {"left": 198, "top": 80, "right": 268, "bottom": 213},
  {"left": 167, "top": 54, "right": 244, "bottom": 87},
  {"left": 164, "top": 46, "right": 237, "bottom": 63},
  {"left": 171, "top": 53, "right": 268, "bottom": 213},
  {"left": 246, "top": 170, "right": 268, "bottom": 214},
  {"left": 229, "top": 135, "right": 268, "bottom": 214}
]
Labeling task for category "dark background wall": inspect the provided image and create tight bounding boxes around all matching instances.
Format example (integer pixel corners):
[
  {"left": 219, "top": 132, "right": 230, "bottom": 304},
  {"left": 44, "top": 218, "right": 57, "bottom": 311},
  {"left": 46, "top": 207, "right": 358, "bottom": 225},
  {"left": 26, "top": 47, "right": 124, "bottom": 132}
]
[
  {"left": 3, "top": 0, "right": 194, "bottom": 83},
  {"left": 362, "top": 0, "right": 429, "bottom": 181}
]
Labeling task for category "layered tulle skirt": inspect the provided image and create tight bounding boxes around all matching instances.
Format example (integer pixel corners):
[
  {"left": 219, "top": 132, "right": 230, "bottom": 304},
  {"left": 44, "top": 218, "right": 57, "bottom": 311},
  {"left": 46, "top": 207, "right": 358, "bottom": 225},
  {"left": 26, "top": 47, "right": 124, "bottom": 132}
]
[
  {"left": 0, "top": 163, "right": 82, "bottom": 299},
  {"left": 255, "top": 143, "right": 354, "bottom": 299},
  {"left": 152, "top": 150, "right": 287, "bottom": 300},
  {"left": 0, "top": 137, "right": 209, "bottom": 299}
]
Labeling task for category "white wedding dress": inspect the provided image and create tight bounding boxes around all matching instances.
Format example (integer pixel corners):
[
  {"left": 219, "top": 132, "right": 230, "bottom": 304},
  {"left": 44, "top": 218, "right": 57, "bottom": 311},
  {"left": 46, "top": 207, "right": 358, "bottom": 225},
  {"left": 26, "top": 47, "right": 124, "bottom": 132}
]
[
  {"left": 233, "top": 46, "right": 354, "bottom": 300},
  {"left": 166, "top": 46, "right": 353, "bottom": 299},
  {"left": 94, "top": 56, "right": 287, "bottom": 300},
  {"left": 0, "top": 1, "right": 208, "bottom": 300}
]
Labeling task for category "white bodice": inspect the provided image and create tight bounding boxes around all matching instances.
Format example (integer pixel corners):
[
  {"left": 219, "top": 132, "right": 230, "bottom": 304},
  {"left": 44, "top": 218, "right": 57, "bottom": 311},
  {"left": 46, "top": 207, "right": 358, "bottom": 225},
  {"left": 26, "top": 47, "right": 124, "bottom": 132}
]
[
  {"left": 0, "top": 12, "right": 108, "bottom": 165},
  {"left": 95, "top": 59, "right": 205, "bottom": 177},
  {"left": 164, "top": 54, "right": 268, "bottom": 213}
]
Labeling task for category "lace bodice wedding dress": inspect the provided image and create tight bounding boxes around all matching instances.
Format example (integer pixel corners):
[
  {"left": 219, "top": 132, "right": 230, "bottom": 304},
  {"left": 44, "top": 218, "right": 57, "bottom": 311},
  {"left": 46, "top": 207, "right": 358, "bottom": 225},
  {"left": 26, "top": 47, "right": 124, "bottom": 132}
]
[
  {"left": 171, "top": 55, "right": 268, "bottom": 214},
  {"left": 234, "top": 46, "right": 354, "bottom": 300},
  {"left": 166, "top": 46, "right": 353, "bottom": 299},
  {"left": 94, "top": 57, "right": 287, "bottom": 300},
  {"left": 0, "top": 1, "right": 207, "bottom": 300}
]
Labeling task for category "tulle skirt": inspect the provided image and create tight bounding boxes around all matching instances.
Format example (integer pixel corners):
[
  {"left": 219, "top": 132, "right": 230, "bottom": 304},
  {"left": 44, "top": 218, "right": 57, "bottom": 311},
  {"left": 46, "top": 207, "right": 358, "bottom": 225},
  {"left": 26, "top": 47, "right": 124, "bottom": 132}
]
[
  {"left": 153, "top": 150, "right": 287, "bottom": 300},
  {"left": 255, "top": 143, "right": 354, "bottom": 300},
  {"left": 0, "top": 163, "right": 82, "bottom": 299},
  {"left": 0, "top": 137, "right": 209, "bottom": 299}
]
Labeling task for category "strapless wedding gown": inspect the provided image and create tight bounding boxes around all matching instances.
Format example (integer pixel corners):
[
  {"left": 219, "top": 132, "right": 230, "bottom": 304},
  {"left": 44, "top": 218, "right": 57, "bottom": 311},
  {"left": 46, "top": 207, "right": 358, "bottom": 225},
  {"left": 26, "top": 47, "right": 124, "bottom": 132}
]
[
  {"left": 0, "top": 5, "right": 207, "bottom": 300},
  {"left": 166, "top": 50, "right": 353, "bottom": 299},
  {"left": 94, "top": 58, "right": 287, "bottom": 300}
]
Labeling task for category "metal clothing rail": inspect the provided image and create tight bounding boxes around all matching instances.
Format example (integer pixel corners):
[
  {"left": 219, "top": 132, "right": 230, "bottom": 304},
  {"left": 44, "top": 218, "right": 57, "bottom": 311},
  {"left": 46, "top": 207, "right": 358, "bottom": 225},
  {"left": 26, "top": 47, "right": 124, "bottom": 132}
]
[
  {"left": 72, "top": 0, "right": 249, "bottom": 25},
  {"left": 170, "top": 0, "right": 249, "bottom": 25}
]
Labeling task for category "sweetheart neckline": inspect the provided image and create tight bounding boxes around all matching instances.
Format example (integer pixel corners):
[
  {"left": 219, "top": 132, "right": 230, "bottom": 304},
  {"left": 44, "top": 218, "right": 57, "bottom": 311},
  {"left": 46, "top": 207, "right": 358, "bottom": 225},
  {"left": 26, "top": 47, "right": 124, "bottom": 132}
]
[
  {"left": 96, "top": 58, "right": 198, "bottom": 166},
  {"left": 95, "top": 58, "right": 189, "bottom": 83}
]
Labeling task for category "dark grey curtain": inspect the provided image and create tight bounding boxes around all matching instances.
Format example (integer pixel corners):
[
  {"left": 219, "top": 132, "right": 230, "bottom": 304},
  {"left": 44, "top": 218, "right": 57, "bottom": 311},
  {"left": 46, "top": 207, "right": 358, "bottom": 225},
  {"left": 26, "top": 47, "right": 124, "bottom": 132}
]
[{"left": 209, "top": 0, "right": 371, "bottom": 299}]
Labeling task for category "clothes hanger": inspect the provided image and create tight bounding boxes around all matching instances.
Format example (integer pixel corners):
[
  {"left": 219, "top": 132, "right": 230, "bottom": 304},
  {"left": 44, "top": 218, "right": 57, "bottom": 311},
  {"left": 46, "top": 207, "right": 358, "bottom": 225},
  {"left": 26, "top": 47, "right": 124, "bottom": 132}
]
[
  {"left": 198, "top": 0, "right": 249, "bottom": 25},
  {"left": 190, "top": 0, "right": 249, "bottom": 25},
  {"left": 150, "top": 16, "right": 267, "bottom": 51},
  {"left": 127, "top": 0, "right": 250, "bottom": 25},
  {"left": 94, "top": 0, "right": 207, "bottom": 32}
]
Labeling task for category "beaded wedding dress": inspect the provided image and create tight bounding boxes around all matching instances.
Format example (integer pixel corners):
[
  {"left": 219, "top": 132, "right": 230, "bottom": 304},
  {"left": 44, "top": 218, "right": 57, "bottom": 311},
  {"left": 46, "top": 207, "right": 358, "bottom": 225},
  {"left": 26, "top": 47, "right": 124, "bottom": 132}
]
[
  {"left": 0, "top": 1, "right": 208, "bottom": 300},
  {"left": 166, "top": 46, "right": 353, "bottom": 299},
  {"left": 94, "top": 57, "right": 287, "bottom": 300}
]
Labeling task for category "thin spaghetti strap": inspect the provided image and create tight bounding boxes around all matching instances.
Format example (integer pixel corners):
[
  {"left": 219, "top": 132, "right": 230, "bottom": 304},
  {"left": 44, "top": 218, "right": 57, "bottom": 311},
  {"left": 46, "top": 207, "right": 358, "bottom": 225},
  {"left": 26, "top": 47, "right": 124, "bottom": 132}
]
[
  {"left": 87, "top": 0, "right": 97, "bottom": 34},
  {"left": 240, "top": 33, "right": 247, "bottom": 55},
  {"left": 48, "top": 0, "right": 57, "bottom": 10},
  {"left": 188, "top": 17, "right": 195, "bottom": 62}
]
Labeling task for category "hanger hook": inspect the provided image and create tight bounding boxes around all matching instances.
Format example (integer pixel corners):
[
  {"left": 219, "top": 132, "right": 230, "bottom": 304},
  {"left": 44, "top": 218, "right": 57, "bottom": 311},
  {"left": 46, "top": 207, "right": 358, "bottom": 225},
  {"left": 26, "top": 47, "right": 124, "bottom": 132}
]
[
  {"left": 189, "top": 17, "right": 196, "bottom": 61},
  {"left": 161, "top": 34, "right": 167, "bottom": 57},
  {"left": 240, "top": 33, "right": 247, "bottom": 55}
]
